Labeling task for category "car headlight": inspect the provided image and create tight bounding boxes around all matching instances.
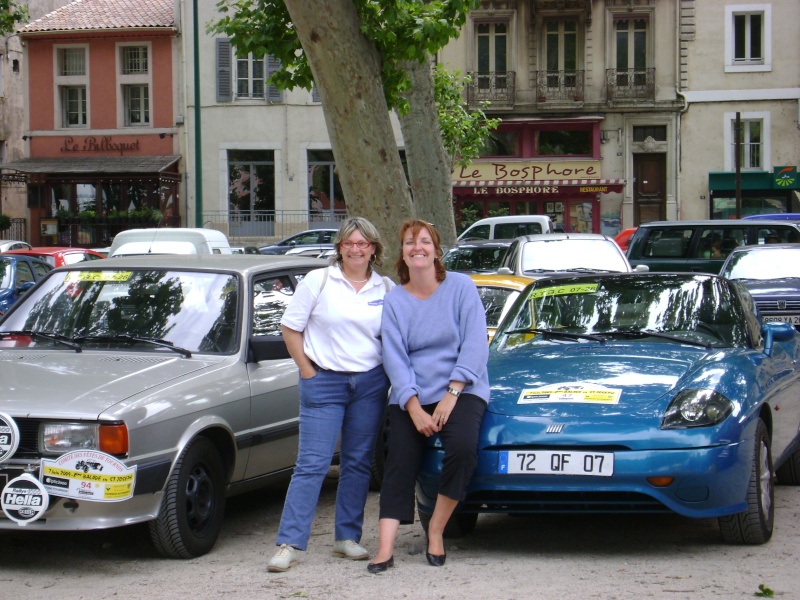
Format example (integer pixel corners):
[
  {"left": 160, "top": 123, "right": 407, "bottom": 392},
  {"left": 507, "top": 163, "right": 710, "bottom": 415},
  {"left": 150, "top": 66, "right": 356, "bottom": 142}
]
[
  {"left": 41, "top": 422, "right": 129, "bottom": 455},
  {"left": 661, "top": 389, "right": 733, "bottom": 429}
]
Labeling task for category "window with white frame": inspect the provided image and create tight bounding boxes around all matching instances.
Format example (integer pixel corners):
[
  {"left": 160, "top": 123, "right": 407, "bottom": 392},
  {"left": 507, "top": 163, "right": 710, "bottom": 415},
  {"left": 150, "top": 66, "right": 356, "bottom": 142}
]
[
  {"left": 725, "top": 5, "right": 771, "bottom": 72},
  {"left": 55, "top": 46, "right": 88, "bottom": 128},
  {"left": 725, "top": 112, "right": 770, "bottom": 171},
  {"left": 62, "top": 86, "right": 87, "bottom": 127},
  {"left": 614, "top": 18, "right": 648, "bottom": 81},
  {"left": 544, "top": 19, "right": 578, "bottom": 88},
  {"left": 123, "top": 85, "right": 149, "bottom": 126},
  {"left": 476, "top": 22, "right": 508, "bottom": 89},
  {"left": 118, "top": 44, "right": 151, "bottom": 127},
  {"left": 216, "top": 40, "right": 282, "bottom": 103}
]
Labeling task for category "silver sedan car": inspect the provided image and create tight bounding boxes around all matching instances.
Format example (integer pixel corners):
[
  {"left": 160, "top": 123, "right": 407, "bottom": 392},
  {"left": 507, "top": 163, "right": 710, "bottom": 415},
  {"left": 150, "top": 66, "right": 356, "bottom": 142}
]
[
  {"left": 0, "top": 254, "right": 327, "bottom": 557},
  {"left": 497, "top": 233, "right": 646, "bottom": 278}
]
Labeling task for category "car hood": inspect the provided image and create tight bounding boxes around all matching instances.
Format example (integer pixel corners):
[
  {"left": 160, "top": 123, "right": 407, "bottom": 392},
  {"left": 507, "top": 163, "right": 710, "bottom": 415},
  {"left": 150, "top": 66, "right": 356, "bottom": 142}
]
[
  {"left": 0, "top": 351, "right": 223, "bottom": 419},
  {"left": 486, "top": 342, "right": 719, "bottom": 417}
]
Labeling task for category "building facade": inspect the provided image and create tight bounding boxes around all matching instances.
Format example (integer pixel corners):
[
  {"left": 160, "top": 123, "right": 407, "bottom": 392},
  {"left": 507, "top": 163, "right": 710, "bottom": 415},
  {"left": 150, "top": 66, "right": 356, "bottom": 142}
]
[
  {"left": 678, "top": 1, "right": 800, "bottom": 219},
  {"left": 1, "top": 0, "right": 181, "bottom": 247}
]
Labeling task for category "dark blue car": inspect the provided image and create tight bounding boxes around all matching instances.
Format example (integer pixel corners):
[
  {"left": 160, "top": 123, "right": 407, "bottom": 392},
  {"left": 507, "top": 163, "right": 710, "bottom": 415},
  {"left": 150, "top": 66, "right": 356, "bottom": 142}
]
[{"left": 0, "top": 254, "right": 52, "bottom": 315}]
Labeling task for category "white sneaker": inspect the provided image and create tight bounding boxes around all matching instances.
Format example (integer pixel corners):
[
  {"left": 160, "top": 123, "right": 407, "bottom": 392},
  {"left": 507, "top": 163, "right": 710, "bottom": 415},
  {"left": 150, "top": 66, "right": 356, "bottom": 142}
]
[
  {"left": 332, "top": 539, "right": 370, "bottom": 560},
  {"left": 267, "top": 544, "right": 298, "bottom": 572}
]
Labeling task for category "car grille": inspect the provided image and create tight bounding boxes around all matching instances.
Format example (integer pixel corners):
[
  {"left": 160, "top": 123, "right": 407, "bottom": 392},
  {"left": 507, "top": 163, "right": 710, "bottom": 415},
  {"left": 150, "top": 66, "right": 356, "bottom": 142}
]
[
  {"left": 462, "top": 490, "right": 669, "bottom": 514},
  {"left": 6, "top": 418, "right": 42, "bottom": 459},
  {"left": 756, "top": 300, "right": 800, "bottom": 311}
]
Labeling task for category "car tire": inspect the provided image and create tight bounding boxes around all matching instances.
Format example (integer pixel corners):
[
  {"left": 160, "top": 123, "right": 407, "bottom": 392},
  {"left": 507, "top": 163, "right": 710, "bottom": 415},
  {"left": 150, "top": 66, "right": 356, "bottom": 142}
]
[
  {"left": 148, "top": 436, "right": 226, "bottom": 558},
  {"left": 718, "top": 419, "right": 774, "bottom": 545},
  {"left": 369, "top": 408, "right": 390, "bottom": 492},
  {"left": 775, "top": 446, "right": 800, "bottom": 485},
  {"left": 417, "top": 507, "right": 478, "bottom": 538}
]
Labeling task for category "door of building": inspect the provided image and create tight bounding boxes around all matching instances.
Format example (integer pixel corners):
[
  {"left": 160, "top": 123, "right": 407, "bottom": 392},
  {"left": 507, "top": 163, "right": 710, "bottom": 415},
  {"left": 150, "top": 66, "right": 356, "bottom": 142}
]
[{"left": 633, "top": 153, "right": 666, "bottom": 224}]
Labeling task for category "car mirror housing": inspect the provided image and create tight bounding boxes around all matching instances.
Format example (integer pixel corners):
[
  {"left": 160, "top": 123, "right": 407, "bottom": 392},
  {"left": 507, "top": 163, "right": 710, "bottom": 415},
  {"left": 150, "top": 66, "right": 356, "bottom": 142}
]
[{"left": 762, "top": 321, "right": 797, "bottom": 356}]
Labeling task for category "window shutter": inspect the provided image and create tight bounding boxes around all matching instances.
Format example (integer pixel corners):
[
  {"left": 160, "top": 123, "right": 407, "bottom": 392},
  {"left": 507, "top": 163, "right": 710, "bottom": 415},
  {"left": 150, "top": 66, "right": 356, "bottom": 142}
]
[
  {"left": 267, "top": 55, "right": 283, "bottom": 102},
  {"left": 216, "top": 38, "right": 232, "bottom": 102}
]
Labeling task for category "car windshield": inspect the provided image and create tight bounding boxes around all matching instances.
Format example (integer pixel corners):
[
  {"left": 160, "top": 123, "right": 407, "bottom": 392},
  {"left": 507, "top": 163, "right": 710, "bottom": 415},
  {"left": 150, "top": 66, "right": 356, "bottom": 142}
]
[
  {"left": 0, "top": 268, "right": 240, "bottom": 354},
  {"left": 722, "top": 248, "right": 800, "bottom": 280},
  {"left": 476, "top": 286, "right": 521, "bottom": 328},
  {"left": 493, "top": 275, "right": 747, "bottom": 349},
  {"left": 0, "top": 258, "right": 12, "bottom": 289},
  {"left": 443, "top": 246, "right": 507, "bottom": 272},
  {"left": 521, "top": 239, "right": 628, "bottom": 273}
]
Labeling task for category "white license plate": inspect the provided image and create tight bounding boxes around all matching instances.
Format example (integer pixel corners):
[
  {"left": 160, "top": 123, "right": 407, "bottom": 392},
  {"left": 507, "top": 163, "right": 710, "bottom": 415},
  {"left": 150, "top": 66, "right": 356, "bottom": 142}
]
[
  {"left": 763, "top": 315, "right": 800, "bottom": 324},
  {"left": 499, "top": 450, "right": 614, "bottom": 476}
]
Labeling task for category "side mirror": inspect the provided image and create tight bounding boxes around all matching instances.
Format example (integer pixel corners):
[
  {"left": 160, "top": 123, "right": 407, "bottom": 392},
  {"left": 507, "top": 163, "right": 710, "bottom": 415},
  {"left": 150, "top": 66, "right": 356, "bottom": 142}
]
[
  {"left": 16, "top": 281, "right": 35, "bottom": 294},
  {"left": 496, "top": 267, "right": 513, "bottom": 275},
  {"left": 762, "top": 321, "right": 796, "bottom": 355},
  {"left": 633, "top": 264, "right": 650, "bottom": 272},
  {"left": 248, "top": 335, "right": 292, "bottom": 362}
]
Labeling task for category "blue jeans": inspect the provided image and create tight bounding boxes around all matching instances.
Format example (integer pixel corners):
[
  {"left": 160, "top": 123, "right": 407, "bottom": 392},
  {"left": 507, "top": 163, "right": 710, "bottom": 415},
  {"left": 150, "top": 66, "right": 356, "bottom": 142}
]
[{"left": 275, "top": 364, "right": 389, "bottom": 550}]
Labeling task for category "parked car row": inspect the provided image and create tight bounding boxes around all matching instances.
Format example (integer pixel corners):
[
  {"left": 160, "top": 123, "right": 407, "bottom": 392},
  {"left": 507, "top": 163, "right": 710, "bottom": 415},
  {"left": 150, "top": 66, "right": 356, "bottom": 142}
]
[{"left": 1, "top": 219, "right": 799, "bottom": 559}]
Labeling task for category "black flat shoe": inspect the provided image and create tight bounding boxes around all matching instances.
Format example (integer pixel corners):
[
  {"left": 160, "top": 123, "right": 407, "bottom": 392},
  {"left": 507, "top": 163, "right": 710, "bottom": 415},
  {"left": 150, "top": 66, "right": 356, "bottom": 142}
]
[
  {"left": 426, "top": 551, "right": 446, "bottom": 567},
  {"left": 367, "top": 556, "right": 394, "bottom": 573}
]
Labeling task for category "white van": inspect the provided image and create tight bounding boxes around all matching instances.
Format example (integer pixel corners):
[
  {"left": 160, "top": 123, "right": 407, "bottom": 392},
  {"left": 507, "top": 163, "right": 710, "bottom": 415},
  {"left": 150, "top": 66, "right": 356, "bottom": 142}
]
[
  {"left": 458, "top": 215, "right": 552, "bottom": 241},
  {"left": 109, "top": 228, "right": 233, "bottom": 257}
]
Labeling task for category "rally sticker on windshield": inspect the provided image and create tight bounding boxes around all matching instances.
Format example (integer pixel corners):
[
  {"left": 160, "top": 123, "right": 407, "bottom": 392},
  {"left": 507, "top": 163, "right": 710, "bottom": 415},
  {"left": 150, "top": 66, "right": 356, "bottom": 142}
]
[
  {"left": 40, "top": 450, "right": 137, "bottom": 502},
  {"left": 518, "top": 383, "right": 622, "bottom": 404},
  {"left": 530, "top": 283, "right": 598, "bottom": 299},
  {"left": 66, "top": 271, "right": 132, "bottom": 282}
]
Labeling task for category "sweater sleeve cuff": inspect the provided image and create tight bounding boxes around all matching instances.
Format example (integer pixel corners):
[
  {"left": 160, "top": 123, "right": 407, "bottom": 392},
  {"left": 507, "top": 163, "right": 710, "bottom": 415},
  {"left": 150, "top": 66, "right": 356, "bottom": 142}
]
[{"left": 397, "top": 386, "right": 419, "bottom": 411}]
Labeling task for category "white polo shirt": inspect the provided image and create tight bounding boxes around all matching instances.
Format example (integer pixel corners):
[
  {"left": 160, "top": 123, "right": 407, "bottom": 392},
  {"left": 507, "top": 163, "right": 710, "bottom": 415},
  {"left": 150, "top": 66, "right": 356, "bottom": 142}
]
[{"left": 280, "top": 265, "right": 394, "bottom": 372}]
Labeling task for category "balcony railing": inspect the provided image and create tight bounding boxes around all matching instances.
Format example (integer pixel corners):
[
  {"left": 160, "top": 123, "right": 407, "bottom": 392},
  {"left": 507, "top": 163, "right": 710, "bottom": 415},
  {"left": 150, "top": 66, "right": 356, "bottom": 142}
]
[
  {"left": 202, "top": 209, "right": 348, "bottom": 242},
  {"left": 606, "top": 68, "right": 655, "bottom": 100},
  {"left": 535, "top": 70, "right": 585, "bottom": 103},
  {"left": 466, "top": 71, "right": 516, "bottom": 106}
]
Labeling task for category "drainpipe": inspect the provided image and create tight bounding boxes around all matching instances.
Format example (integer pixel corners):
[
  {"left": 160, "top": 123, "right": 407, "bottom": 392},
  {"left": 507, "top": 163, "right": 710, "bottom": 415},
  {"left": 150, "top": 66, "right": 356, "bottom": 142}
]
[{"left": 193, "top": 0, "right": 203, "bottom": 226}]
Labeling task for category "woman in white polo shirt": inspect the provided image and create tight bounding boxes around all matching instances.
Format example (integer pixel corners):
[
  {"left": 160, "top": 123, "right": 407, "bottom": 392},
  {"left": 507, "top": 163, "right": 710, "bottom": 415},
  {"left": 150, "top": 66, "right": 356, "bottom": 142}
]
[{"left": 267, "top": 217, "right": 393, "bottom": 572}]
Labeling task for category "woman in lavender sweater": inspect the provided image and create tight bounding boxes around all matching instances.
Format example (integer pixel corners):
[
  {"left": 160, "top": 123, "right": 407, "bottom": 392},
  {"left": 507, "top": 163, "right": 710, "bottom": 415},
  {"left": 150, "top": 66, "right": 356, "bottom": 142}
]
[{"left": 368, "top": 220, "right": 489, "bottom": 573}]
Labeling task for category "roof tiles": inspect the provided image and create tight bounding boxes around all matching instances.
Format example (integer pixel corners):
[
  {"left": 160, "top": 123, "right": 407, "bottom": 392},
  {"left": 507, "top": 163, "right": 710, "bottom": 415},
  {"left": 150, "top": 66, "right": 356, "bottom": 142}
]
[{"left": 21, "top": 0, "right": 174, "bottom": 33}]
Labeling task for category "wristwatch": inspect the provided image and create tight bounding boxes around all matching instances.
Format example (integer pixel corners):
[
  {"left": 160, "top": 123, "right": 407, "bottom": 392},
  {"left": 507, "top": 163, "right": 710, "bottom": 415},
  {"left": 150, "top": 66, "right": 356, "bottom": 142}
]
[{"left": 446, "top": 386, "right": 461, "bottom": 398}]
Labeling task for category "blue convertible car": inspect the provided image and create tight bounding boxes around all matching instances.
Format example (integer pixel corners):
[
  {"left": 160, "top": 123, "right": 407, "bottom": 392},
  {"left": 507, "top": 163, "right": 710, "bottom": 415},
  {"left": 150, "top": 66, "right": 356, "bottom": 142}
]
[{"left": 416, "top": 273, "right": 800, "bottom": 544}]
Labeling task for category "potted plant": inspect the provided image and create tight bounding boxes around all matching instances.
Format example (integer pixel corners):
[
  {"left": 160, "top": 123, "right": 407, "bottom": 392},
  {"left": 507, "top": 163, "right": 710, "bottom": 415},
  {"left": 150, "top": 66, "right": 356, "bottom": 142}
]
[
  {"left": 55, "top": 207, "right": 74, "bottom": 222},
  {"left": 78, "top": 209, "right": 97, "bottom": 223}
]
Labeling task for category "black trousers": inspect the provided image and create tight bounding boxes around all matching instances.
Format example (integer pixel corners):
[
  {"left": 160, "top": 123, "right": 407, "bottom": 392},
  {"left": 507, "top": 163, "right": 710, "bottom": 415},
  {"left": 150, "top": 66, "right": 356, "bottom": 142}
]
[{"left": 378, "top": 393, "right": 486, "bottom": 524}]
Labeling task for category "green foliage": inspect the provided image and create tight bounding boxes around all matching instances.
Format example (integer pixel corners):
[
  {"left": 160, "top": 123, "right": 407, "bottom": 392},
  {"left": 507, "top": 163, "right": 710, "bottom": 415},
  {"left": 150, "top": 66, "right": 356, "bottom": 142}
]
[
  {"left": 433, "top": 66, "right": 501, "bottom": 168},
  {"left": 754, "top": 584, "right": 774, "bottom": 598},
  {"left": 0, "top": 0, "right": 28, "bottom": 35},
  {"left": 0, "top": 213, "right": 11, "bottom": 232},
  {"left": 209, "top": 0, "right": 479, "bottom": 112}
]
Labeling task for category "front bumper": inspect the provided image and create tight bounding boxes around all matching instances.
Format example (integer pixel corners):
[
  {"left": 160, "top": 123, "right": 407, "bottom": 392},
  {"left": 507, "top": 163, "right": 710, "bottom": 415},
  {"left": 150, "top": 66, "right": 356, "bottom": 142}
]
[{"left": 416, "top": 438, "right": 753, "bottom": 520}]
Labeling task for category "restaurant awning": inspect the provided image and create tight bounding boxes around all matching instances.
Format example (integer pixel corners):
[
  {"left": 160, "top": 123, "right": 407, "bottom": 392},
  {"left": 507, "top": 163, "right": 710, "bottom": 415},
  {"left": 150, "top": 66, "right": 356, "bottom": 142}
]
[
  {"left": 1, "top": 156, "right": 181, "bottom": 179},
  {"left": 453, "top": 179, "right": 625, "bottom": 192}
]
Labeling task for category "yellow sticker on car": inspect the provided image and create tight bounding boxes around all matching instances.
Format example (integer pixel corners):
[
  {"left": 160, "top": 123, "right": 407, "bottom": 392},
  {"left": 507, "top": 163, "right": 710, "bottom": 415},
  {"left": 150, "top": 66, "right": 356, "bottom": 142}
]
[
  {"left": 530, "top": 283, "right": 598, "bottom": 299},
  {"left": 518, "top": 383, "right": 622, "bottom": 404},
  {"left": 67, "top": 271, "right": 132, "bottom": 282}
]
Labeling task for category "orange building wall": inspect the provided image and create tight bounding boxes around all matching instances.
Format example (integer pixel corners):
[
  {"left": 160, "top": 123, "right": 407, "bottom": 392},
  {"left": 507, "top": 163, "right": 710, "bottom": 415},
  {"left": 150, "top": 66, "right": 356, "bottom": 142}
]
[{"left": 25, "top": 32, "right": 175, "bottom": 158}]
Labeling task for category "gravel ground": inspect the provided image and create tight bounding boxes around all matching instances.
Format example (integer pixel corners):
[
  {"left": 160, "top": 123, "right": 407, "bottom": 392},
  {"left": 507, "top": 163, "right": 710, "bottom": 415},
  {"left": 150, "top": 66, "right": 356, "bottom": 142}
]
[{"left": 0, "top": 467, "right": 798, "bottom": 600}]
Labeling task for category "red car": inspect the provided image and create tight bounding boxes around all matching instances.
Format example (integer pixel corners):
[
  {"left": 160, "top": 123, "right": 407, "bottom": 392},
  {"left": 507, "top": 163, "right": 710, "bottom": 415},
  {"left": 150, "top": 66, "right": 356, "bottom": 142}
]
[
  {"left": 3, "top": 246, "right": 106, "bottom": 268},
  {"left": 613, "top": 227, "right": 638, "bottom": 252}
]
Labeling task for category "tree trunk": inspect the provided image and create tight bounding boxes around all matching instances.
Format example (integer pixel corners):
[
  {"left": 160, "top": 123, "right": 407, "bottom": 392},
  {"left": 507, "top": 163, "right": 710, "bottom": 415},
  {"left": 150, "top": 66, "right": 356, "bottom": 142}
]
[
  {"left": 283, "top": 0, "right": 415, "bottom": 274},
  {"left": 398, "top": 56, "right": 458, "bottom": 248}
]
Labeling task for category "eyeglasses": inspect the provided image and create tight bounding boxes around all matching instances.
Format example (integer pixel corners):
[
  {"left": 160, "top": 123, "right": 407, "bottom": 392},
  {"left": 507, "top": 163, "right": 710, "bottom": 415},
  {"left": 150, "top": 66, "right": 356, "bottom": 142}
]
[{"left": 340, "top": 240, "right": 372, "bottom": 249}]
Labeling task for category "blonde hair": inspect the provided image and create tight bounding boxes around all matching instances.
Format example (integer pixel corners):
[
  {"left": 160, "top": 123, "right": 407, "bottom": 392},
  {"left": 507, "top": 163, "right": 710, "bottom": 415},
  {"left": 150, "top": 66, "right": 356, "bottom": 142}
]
[{"left": 332, "top": 217, "right": 384, "bottom": 267}]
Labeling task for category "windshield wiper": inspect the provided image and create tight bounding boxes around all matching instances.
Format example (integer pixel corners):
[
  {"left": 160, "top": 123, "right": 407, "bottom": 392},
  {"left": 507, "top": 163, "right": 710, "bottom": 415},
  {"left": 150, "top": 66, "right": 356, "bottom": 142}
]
[
  {"left": 0, "top": 330, "right": 82, "bottom": 352},
  {"left": 503, "top": 327, "right": 606, "bottom": 343},
  {"left": 73, "top": 334, "right": 192, "bottom": 357},
  {"left": 598, "top": 329, "right": 712, "bottom": 349}
]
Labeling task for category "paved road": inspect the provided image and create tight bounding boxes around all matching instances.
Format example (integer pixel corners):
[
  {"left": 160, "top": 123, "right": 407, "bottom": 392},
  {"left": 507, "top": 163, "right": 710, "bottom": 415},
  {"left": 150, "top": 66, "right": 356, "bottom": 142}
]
[{"left": 1, "top": 469, "right": 798, "bottom": 599}]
